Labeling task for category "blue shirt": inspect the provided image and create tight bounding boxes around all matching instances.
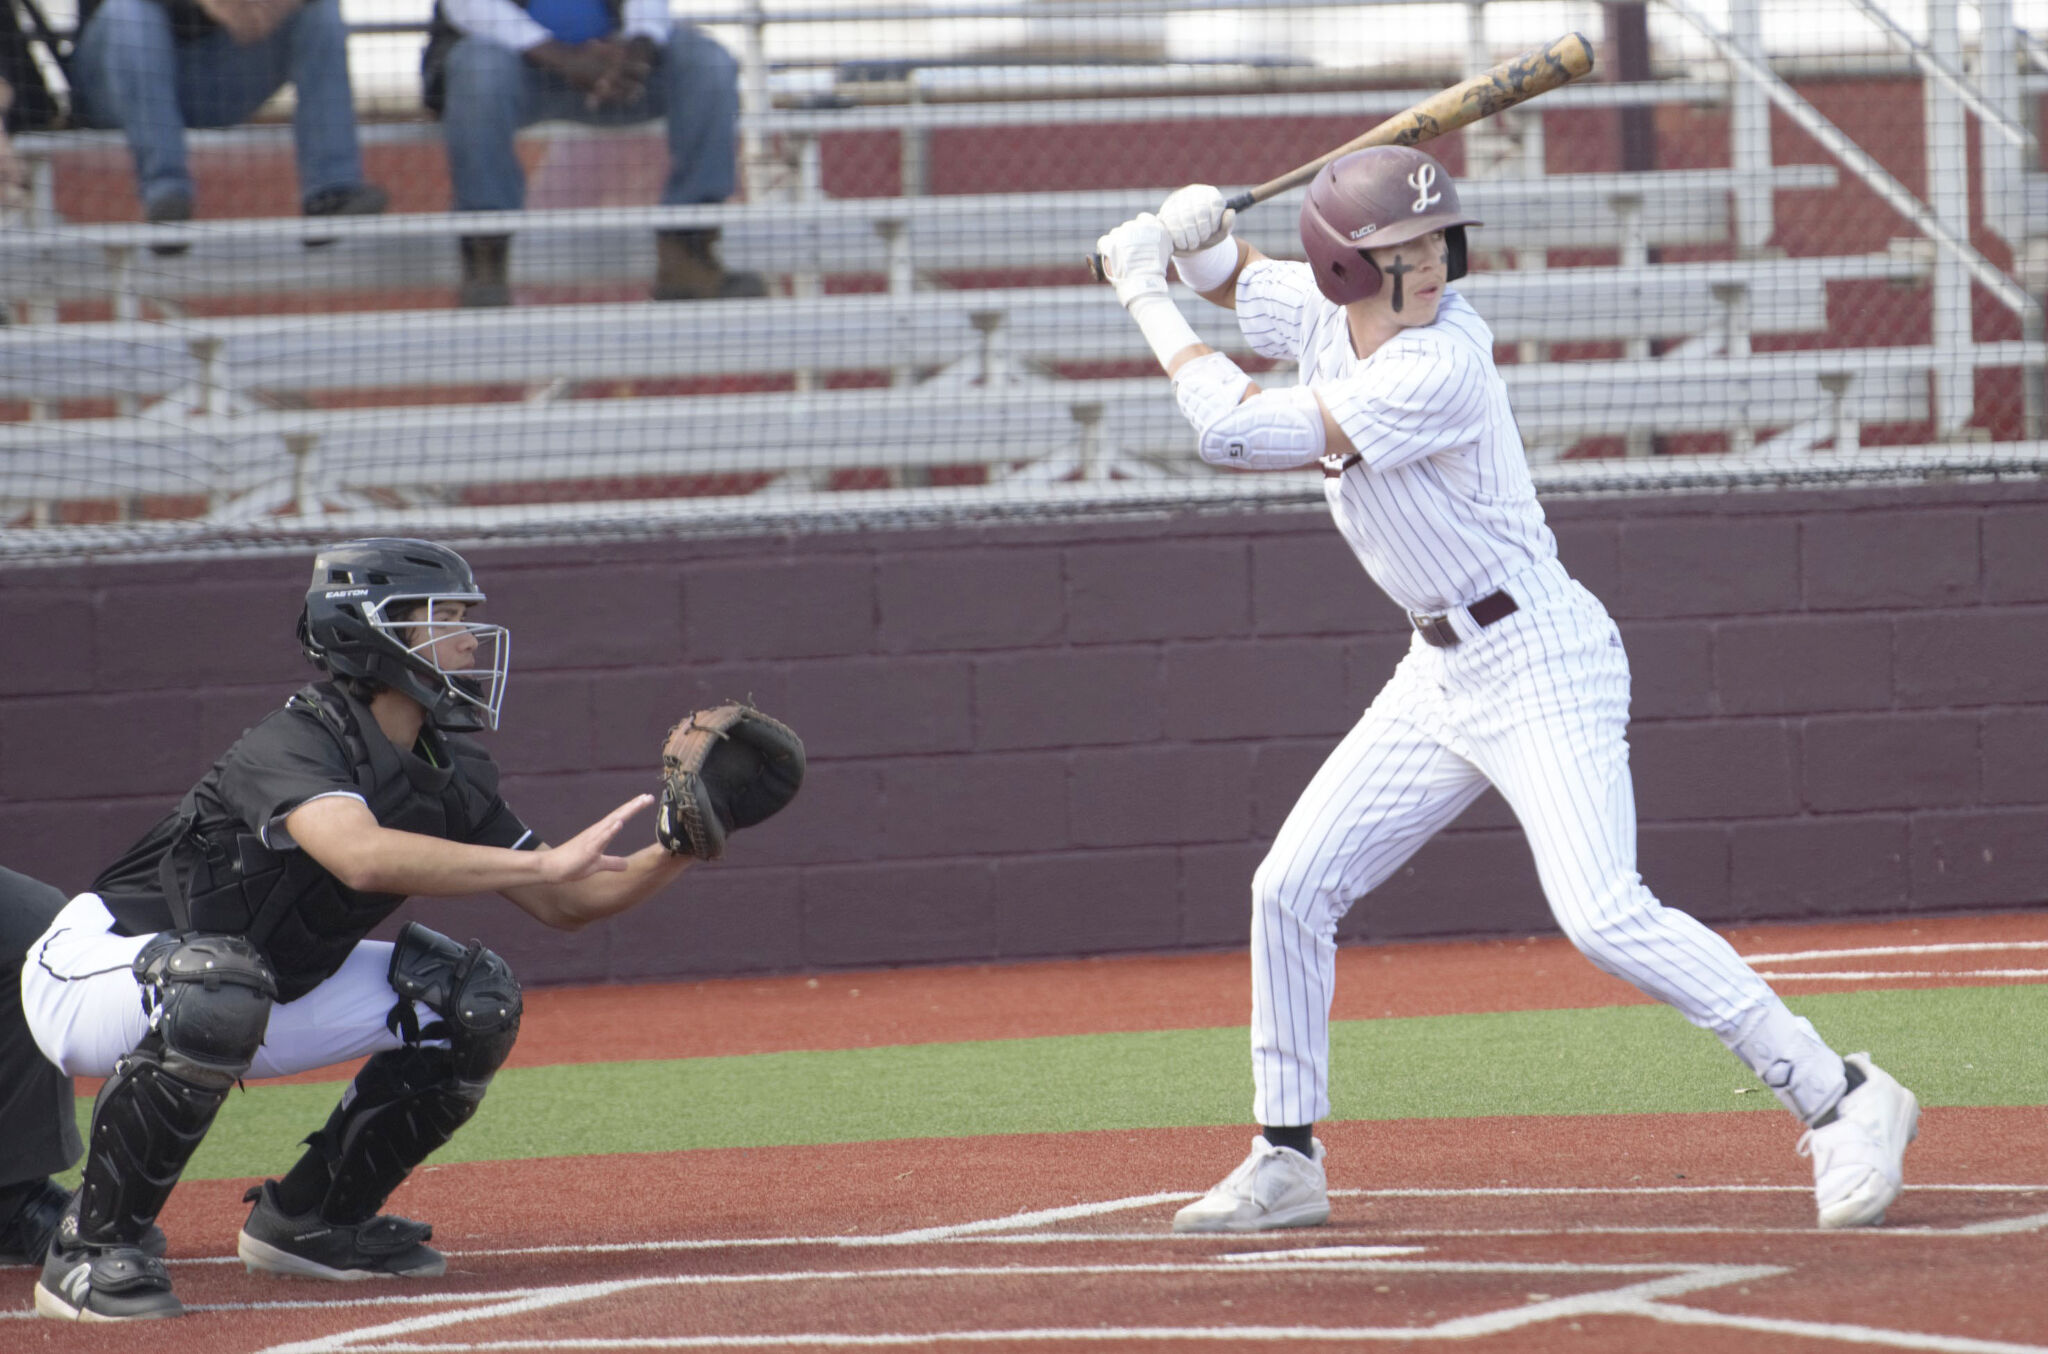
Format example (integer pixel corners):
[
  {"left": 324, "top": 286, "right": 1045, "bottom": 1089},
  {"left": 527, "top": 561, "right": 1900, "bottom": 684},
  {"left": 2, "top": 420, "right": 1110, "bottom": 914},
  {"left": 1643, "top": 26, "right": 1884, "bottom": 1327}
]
[{"left": 525, "top": 0, "right": 614, "bottom": 44}]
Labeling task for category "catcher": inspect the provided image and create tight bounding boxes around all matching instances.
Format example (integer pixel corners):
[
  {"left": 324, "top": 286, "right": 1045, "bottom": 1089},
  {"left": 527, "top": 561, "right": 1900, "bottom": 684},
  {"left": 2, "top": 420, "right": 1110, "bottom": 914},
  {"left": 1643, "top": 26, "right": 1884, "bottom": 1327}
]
[{"left": 17, "top": 537, "right": 802, "bottom": 1321}]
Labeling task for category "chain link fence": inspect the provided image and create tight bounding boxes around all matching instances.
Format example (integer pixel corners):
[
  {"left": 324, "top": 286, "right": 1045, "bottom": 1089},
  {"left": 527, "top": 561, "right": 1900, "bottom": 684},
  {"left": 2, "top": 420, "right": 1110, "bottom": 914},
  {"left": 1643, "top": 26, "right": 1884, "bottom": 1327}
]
[{"left": 2, "top": 0, "right": 2045, "bottom": 559}]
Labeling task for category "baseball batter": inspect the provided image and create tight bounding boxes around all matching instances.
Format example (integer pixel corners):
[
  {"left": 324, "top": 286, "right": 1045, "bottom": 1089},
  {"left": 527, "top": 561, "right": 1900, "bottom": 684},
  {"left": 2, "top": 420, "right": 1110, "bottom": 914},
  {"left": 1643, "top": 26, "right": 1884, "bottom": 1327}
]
[
  {"left": 1092, "top": 147, "right": 1919, "bottom": 1234},
  {"left": 17, "top": 538, "right": 799, "bottom": 1321}
]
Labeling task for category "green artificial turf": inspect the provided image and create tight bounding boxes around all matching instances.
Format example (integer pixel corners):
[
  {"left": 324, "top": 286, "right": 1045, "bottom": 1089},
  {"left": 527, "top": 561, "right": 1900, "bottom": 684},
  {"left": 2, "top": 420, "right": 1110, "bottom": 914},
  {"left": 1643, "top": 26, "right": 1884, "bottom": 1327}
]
[{"left": 76, "top": 983, "right": 2047, "bottom": 1184}]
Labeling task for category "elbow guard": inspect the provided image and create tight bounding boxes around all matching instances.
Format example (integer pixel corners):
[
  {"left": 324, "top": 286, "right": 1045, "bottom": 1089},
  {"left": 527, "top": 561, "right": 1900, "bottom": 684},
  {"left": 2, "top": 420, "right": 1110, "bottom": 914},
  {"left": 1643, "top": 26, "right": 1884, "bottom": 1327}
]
[
  {"left": 1175, "top": 351, "right": 1327, "bottom": 469},
  {"left": 1173, "top": 349, "right": 1253, "bottom": 437}
]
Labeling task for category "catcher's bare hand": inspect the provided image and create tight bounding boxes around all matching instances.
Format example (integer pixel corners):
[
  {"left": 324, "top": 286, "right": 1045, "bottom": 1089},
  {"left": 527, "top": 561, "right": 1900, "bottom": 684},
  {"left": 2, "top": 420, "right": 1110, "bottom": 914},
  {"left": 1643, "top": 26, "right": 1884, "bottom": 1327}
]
[
  {"left": 657, "top": 703, "right": 805, "bottom": 860},
  {"left": 537, "top": 793, "right": 652, "bottom": 882}
]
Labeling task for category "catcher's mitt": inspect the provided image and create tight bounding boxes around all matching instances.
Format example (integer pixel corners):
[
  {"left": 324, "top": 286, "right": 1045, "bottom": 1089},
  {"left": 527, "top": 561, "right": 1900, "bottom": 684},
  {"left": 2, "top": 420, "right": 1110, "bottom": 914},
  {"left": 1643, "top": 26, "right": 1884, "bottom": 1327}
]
[{"left": 657, "top": 704, "right": 806, "bottom": 860}]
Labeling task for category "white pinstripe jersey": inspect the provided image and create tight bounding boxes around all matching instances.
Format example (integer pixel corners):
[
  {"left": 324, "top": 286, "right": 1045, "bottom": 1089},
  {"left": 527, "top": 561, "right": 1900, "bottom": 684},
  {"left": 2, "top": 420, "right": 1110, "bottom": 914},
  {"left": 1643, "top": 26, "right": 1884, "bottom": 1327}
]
[{"left": 1235, "top": 258, "right": 1558, "bottom": 617}]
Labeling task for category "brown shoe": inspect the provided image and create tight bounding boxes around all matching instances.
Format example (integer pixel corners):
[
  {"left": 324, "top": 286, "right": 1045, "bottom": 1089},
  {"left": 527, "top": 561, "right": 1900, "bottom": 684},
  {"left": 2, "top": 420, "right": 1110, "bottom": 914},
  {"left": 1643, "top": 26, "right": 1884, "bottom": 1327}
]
[
  {"left": 653, "top": 229, "right": 766, "bottom": 301},
  {"left": 458, "top": 234, "right": 511, "bottom": 308}
]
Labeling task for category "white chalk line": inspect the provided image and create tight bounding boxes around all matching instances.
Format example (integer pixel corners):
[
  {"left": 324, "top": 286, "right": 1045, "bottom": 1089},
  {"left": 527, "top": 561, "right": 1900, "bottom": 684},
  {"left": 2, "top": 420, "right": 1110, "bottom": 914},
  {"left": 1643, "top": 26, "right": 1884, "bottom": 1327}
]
[
  {"left": 10, "top": 1182, "right": 2036, "bottom": 1289},
  {"left": 1216, "top": 1245, "right": 1426, "bottom": 1261},
  {"left": 1742, "top": 941, "right": 2048, "bottom": 963},
  {"left": 218, "top": 1181, "right": 2048, "bottom": 1353},
  {"left": 377, "top": 1328, "right": 2039, "bottom": 1352},
  {"left": 1747, "top": 970, "right": 2048, "bottom": 981},
  {"left": 249, "top": 1263, "right": 2048, "bottom": 1354},
  {"left": 861, "top": 1221, "right": 2048, "bottom": 1242},
  {"left": 869, "top": 1192, "right": 1192, "bottom": 1243},
  {"left": 248, "top": 1260, "right": 1787, "bottom": 1353},
  {"left": 1630, "top": 1300, "right": 2048, "bottom": 1354},
  {"left": 1954, "top": 1209, "right": 2048, "bottom": 1236},
  {"left": 1333, "top": 1184, "right": 2048, "bottom": 1196},
  {"left": 3, "top": 1193, "right": 1206, "bottom": 1277},
  {"left": 7, "top": 1212, "right": 2035, "bottom": 1313},
  {"left": 281, "top": 1263, "right": 2048, "bottom": 1352}
]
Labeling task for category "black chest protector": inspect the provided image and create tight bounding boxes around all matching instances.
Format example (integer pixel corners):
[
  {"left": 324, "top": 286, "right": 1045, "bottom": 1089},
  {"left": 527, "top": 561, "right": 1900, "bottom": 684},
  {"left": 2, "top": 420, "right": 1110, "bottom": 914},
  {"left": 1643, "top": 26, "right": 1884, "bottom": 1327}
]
[{"left": 159, "top": 684, "right": 479, "bottom": 1003}]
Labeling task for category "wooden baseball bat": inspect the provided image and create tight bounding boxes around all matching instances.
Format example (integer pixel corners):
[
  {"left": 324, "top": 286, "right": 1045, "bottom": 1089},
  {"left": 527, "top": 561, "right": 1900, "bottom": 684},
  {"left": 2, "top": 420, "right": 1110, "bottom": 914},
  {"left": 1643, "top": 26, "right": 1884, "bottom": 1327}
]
[{"left": 1087, "top": 32, "right": 1596, "bottom": 282}]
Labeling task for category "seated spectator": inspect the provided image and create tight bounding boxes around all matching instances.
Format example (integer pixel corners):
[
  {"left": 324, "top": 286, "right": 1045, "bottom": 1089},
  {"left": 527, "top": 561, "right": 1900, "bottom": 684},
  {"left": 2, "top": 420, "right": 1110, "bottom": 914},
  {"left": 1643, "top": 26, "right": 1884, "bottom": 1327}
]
[
  {"left": 68, "top": 0, "right": 388, "bottom": 237},
  {"left": 423, "top": 0, "right": 763, "bottom": 306}
]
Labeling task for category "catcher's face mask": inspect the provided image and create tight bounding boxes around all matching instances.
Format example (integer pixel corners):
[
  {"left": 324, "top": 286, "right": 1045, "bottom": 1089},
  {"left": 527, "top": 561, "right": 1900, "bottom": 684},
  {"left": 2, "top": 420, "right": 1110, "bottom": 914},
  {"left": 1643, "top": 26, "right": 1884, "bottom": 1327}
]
[{"left": 372, "top": 593, "right": 511, "bottom": 731}]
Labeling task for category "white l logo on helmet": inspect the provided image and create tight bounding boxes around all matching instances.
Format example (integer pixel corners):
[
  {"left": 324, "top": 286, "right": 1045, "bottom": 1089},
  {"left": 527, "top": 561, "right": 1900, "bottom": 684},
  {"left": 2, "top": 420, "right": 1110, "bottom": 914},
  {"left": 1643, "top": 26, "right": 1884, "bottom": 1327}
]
[{"left": 1408, "top": 164, "right": 1441, "bottom": 213}]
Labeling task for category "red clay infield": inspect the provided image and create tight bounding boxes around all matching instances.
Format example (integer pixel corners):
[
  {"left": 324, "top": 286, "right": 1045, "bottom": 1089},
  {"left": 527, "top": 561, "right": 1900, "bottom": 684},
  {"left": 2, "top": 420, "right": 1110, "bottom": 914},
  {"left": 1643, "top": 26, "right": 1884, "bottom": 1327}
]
[{"left": 11, "top": 910, "right": 2048, "bottom": 1352}]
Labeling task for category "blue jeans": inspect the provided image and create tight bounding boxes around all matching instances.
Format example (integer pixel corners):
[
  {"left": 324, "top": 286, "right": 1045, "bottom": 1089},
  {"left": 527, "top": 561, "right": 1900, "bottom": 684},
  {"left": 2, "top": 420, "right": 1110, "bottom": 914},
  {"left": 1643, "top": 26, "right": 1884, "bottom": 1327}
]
[
  {"left": 440, "top": 29, "right": 739, "bottom": 211},
  {"left": 70, "top": 0, "right": 368, "bottom": 210}
]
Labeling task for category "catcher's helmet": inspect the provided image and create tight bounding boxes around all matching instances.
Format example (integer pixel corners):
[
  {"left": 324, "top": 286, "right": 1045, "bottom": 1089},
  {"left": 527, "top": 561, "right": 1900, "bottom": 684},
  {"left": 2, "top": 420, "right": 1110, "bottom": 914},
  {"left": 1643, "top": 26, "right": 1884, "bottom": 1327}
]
[
  {"left": 1299, "top": 146, "right": 1480, "bottom": 306},
  {"left": 297, "top": 538, "right": 510, "bottom": 732}
]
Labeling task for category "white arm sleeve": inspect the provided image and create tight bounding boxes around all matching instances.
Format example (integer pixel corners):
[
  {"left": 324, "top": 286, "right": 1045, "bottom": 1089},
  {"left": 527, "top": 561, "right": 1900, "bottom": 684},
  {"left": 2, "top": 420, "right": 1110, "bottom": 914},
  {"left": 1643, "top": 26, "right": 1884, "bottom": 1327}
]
[
  {"left": 1173, "top": 351, "right": 1327, "bottom": 470},
  {"left": 444, "top": 0, "right": 553, "bottom": 49}
]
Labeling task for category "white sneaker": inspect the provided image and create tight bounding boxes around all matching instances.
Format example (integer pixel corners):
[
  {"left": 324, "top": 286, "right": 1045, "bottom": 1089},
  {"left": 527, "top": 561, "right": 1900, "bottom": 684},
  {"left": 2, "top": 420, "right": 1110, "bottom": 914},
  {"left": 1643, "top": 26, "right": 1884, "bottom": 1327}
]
[
  {"left": 1172, "top": 1136, "right": 1330, "bottom": 1234},
  {"left": 1800, "top": 1053, "right": 1919, "bottom": 1229}
]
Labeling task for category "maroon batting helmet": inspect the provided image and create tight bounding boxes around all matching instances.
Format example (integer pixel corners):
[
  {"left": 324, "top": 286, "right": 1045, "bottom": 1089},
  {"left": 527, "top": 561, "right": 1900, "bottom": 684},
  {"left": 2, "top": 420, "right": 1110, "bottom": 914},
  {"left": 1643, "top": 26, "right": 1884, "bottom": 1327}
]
[{"left": 1299, "top": 146, "right": 1480, "bottom": 305}]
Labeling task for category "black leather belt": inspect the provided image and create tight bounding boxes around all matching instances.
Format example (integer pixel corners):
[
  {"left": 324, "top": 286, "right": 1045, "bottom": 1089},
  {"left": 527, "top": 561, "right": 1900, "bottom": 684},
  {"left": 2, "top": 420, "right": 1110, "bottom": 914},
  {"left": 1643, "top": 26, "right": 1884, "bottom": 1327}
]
[
  {"left": 1321, "top": 453, "right": 1362, "bottom": 479},
  {"left": 1411, "top": 589, "right": 1519, "bottom": 647}
]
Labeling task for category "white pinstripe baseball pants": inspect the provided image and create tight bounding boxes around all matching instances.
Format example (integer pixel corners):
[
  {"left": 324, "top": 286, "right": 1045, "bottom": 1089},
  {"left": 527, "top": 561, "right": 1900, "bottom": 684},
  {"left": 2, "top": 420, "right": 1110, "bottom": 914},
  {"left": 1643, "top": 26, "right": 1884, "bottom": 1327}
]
[{"left": 1250, "top": 557, "right": 1846, "bottom": 1128}]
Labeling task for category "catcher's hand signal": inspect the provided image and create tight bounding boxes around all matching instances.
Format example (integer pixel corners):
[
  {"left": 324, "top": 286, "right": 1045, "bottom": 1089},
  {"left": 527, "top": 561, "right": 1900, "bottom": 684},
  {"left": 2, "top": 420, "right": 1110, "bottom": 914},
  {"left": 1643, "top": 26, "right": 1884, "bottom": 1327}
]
[{"left": 657, "top": 703, "right": 806, "bottom": 860}]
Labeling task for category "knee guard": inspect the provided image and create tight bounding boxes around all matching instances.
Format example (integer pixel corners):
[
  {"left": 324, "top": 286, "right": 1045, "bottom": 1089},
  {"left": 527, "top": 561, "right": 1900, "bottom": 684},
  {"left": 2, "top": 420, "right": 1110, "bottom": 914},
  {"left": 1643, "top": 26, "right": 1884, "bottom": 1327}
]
[
  {"left": 300, "top": 924, "right": 521, "bottom": 1224},
  {"left": 75, "top": 934, "right": 275, "bottom": 1245},
  {"left": 133, "top": 932, "right": 277, "bottom": 1089},
  {"left": 385, "top": 921, "right": 522, "bottom": 1085}
]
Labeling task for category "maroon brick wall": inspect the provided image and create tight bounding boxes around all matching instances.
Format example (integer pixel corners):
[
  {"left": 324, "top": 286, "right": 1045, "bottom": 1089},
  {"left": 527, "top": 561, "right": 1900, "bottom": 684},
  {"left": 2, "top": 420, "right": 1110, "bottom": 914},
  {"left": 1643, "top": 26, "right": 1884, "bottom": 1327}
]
[{"left": 4, "top": 480, "right": 2046, "bottom": 986}]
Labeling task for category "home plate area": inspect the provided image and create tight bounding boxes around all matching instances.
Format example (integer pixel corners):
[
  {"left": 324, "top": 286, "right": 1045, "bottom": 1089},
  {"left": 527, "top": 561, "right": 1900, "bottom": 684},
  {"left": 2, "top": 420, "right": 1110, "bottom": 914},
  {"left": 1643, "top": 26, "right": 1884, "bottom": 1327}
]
[{"left": 157, "top": 1183, "right": 2045, "bottom": 1353}]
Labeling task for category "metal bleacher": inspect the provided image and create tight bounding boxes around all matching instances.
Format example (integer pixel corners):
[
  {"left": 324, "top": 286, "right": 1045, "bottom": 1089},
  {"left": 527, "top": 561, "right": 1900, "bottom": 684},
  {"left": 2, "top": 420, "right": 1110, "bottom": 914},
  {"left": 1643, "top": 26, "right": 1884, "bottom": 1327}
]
[
  {"left": 6, "top": 343, "right": 2002, "bottom": 516},
  {"left": 0, "top": 36, "right": 2038, "bottom": 526},
  {"left": 1, "top": 167, "right": 1838, "bottom": 305},
  {"left": 0, "top": 253, "right": 1934, "bottom": 400}
]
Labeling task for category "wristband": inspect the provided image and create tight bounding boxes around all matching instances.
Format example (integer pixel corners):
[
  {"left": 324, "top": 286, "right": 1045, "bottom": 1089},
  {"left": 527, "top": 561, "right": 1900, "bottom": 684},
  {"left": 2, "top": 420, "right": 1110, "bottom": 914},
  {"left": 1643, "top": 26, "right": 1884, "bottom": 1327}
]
[{"left": 1173, "top": 236, "right": 1240, "bottom": 293}]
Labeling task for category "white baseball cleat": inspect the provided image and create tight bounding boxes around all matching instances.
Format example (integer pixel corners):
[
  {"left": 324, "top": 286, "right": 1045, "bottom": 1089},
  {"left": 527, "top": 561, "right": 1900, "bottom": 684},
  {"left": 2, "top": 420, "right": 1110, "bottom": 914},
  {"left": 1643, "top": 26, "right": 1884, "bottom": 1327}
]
[
  {"left": 1172, "top": 1136, "right": 1330, "bottom": 1233},
  {"left": 1801, "top": 1053, "right": 1919, "bottom": 1229}
]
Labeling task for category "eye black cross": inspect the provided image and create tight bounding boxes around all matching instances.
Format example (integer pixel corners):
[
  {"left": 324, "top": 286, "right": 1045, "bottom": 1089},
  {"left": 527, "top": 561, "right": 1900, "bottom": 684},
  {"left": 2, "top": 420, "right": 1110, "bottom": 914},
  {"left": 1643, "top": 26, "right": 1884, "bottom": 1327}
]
[{"left": 1383, "top": 255, "right": 1413, "bottom": 312}]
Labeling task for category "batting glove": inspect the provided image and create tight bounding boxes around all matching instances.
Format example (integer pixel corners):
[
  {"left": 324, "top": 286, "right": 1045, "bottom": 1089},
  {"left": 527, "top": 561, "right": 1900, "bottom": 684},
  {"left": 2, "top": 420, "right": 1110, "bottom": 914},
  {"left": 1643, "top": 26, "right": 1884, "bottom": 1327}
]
[
  {"left": 1158, "top": 184, "right": 1234, "bottom": 255},
  {"left": 1094, "top": 213, "right": 1173, "bottom": 310}
]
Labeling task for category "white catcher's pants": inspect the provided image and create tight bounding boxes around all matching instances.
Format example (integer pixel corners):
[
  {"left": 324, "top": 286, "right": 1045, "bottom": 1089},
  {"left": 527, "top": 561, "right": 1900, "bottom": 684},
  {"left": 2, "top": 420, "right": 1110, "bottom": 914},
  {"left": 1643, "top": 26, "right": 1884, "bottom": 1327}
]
[
  {"left": 22, "top": 893, "right": 429, "bottom": 1081},
  {"left": 1250, "top": 557, "right": 1845, "bottom": 1129}
]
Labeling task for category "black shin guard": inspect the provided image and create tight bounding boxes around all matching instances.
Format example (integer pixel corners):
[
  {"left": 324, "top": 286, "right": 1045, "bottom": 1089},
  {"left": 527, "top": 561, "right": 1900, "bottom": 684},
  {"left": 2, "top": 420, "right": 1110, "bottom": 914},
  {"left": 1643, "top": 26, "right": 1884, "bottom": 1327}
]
[
  {"left": 74, "top": 934, "right": 275, "bottom": 1247},
  {"left": 74, "top": 1040, "right": 232, "bottom": 1246},
  {"left": 288, "top": 924, "right": 521, "bottom": 1225},
  {"left": 299, "top": 1046, "right": 485, "bottom": 1225}
]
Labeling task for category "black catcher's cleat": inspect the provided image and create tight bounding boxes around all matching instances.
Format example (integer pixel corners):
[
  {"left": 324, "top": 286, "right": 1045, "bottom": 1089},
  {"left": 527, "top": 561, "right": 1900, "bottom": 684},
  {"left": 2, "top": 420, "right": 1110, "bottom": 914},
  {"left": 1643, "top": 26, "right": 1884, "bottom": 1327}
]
[
  {"left": 238, "top": 1180, "right": 446, "bottom": 1280},
  {"left": 35, "top": 1213, "right": 181, "bottom": 1321}
]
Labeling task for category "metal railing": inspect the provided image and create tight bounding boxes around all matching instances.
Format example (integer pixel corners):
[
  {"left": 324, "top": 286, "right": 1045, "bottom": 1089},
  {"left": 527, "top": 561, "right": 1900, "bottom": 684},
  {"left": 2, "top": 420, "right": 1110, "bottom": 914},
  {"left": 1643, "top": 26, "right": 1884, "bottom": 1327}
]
[{"left": 6, "top": 0, "right": 2046, "bottom": 542}]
